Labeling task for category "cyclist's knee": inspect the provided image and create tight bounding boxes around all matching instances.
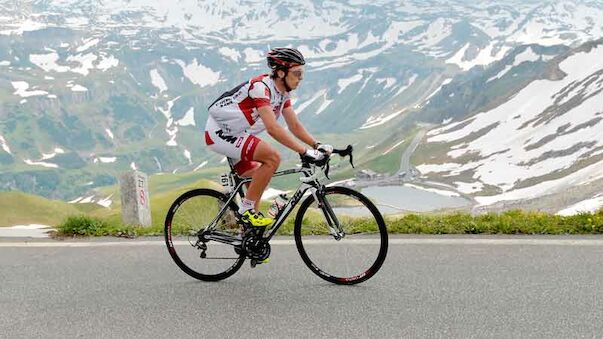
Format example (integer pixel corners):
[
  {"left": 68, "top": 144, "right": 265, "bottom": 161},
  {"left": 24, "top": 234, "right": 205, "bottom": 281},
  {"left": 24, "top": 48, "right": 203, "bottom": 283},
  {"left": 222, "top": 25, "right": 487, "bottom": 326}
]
[
  {"left": 253, "top": 142, "right": 280, "bottom": 169},
  {"left": 265, "top": 150, "right": 280, "bottom": 169}
]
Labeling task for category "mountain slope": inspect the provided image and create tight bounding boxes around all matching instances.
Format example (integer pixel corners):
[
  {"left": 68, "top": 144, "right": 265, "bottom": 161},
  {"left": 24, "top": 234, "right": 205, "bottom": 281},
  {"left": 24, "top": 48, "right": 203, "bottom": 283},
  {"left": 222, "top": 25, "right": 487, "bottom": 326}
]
[
  {"left": 415, "top": 39, "right": 603, "bottom": 211},
  {"left": 0, "top": 0, "right": 602, "bottom": 201}
]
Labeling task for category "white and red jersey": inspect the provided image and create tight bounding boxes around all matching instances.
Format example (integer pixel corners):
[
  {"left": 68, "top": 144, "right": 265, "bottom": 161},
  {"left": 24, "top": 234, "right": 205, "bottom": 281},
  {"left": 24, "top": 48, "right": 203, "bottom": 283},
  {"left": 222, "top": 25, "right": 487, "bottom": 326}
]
[{"left": 207, "top": 74, "right": 291, "bottom": 136}]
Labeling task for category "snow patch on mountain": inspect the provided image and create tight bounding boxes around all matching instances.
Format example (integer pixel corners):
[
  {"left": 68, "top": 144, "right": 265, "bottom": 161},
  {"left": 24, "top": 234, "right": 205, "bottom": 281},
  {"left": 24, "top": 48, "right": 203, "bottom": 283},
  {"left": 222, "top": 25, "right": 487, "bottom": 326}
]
[
  {"left": 424, "top": 78, "right": 452, "bottom": 103},
  {"left": 557, "top": 194, "right": 603, "bottom": 216},
  {"left": 0, "top": 135, "right": 12, "bottom": 154},
  {"left": 41, "top": 148, "right": 65, "bottom": 160},
  {"left": 184, "top": 149, "right": 192, "bottom": 164},
  {"left": 395, "top": 74, "right": 418, "bottom": 97},
  {"left": 446, "top": 42, "right": 511, "bottom": 71},
  {"left": 193, "top": 160, "right": 208, "bottom": 172},
  {"left": 176, "top": 107, "right": 196, "bottom": 126},
  {"left": 24, "top": 159, "right": 58, "bottom": 168},
  {"left": 361, "top": 109, "right": 406, "bottom": 129},
  {"left": 337, "top": 73, "right": 363, "bottom": 94},
  {"left": 71, "top": 84, "right": 88, "bottom": 92},
  {"left": 315, "top": 90, "right": 333, "bottom": 115},
  {"left": 66, "top": 53, "right": 98, "bottom": 76},
  {"left": 11, "top": 81, "right": 48, "bottom": 97},
  {"left": 150, "top": 69, "right": 168, "bottom": 93},
  {"left": 296, "top": 90, "right": 325, "bottom": 114},
  {"left": 423, "top": 44, "right": 603, "bottom": 205},
  {"left": 219, "top": 47, "right": 241, "bottom": 62},
  {"left": 175, "top": 58, "right": 220, "bottom": 88},
  {"left": 29, "top": 52, "right": 70, "bottom": 72},
  {"left": 404, "top": 183, "right": 460, "bottom": 197},
  {"left": 76, "top": 38, "right": 99, "bottom": 53},
  {"left": 243, "top": 48, "right": 264, "bottom": 63},
  {"left": 97, "top": 194, "right": 113, "bottom": 208},
  {"left": 105, "top": 129, "right": 114, "bottom": 140},
  {"left": 0, "top": 18, "right": 46, "bottom": 35},
  {"left": 409, "top": 18, "right": 453, "bottom": 55},
  {"left": 454, "top": 181, "right": 485, "bottom": 194},
  {"left": 96, "top": 54, "right": 119, "bottom": 71},
  {"left": 157, "top": 96, "right": 180, "bottom": 120},
  {"left": 376, "top": 77, "right": 397, "bottom": 89},
  {"left": 514, "top": 47, "right": 541, "bottom": 65},
  {"left": 166, "top": 125, "right": 178, "bottom": 146}
]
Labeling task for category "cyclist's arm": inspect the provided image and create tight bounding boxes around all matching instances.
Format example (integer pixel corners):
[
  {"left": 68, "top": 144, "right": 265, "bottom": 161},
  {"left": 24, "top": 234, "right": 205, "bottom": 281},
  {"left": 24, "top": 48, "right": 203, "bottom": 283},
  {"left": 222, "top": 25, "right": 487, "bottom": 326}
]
[
  {"left": 282, "top": 106, "right": 317, "bottom": 148},
  {"left": 257, "top": 106, "right": 306, "bottom": 154}
]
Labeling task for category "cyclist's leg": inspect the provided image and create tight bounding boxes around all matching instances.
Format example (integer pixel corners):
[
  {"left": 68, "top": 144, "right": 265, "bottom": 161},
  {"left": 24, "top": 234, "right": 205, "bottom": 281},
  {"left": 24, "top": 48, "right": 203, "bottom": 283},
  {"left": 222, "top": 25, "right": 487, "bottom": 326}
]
[
  {"left": 232, "top": 160, "right": 262, "bottom": 210},
  {"left": 244, "top": 140, "right": 280, "bottom": 206},
  {"left": 204, "top": 120, "right": 278, "bottom": 219}
]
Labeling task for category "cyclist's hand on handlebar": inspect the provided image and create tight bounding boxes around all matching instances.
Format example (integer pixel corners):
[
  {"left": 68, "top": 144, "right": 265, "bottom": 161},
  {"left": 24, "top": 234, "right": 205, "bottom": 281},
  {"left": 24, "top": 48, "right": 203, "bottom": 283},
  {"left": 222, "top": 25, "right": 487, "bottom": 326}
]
[
  {"left": 300, "top": 149, "right": 326, "bottom": 164},
  {"left": 316, "top": 143, "right": 333, "bottom": 155}
]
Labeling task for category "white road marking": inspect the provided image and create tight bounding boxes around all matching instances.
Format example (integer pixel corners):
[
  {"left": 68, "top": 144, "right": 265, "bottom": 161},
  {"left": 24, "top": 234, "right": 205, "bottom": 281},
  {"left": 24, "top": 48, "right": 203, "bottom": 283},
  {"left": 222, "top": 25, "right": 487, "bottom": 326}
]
[{"left": 2, "top": 238, "right": 603, "bottom": 247}]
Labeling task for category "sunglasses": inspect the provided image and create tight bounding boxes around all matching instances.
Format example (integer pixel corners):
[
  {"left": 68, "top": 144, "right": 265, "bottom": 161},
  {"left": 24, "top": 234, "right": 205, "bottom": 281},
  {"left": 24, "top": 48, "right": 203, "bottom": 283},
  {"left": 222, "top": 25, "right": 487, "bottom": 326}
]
[{"left": 289, "top": 69, "right": 304, "bottom": 79}]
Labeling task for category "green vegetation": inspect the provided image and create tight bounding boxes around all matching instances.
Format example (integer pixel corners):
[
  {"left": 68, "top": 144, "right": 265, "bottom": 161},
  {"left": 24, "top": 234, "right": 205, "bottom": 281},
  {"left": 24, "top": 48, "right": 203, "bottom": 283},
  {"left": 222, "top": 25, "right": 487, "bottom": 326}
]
[
  {"left": 0, "top": 191, "right": 82, "bottom": 226},
  {"left": 4, "top": 172, "right": 603, "bottom": 238},
  {"left": 387, "top": 209, "right": 603, "bottom": 234},
  {"left": 54, "top": 215, "right": 137, "bottom": 237},
  {"left": 52, "top": 207, "right": 603, "bottom": 238}
]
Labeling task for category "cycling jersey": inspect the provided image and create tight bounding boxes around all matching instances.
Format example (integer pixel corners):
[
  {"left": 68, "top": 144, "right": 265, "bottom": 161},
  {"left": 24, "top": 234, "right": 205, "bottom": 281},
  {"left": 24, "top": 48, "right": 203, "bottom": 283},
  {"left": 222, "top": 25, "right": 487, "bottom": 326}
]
[
  {"left": 207, "top": 74, "right": 291, "bottom": 135},
  {"left": 204, "top": 74, "right": 291, "bottom": 174}
]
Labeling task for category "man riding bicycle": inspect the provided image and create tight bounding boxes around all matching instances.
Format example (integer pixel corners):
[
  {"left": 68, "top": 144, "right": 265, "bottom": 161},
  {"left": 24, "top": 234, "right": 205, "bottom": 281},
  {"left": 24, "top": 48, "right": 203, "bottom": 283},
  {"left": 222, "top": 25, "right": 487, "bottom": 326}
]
[{"left": 204, "top": 47, "right": 333, "bottom": 227}]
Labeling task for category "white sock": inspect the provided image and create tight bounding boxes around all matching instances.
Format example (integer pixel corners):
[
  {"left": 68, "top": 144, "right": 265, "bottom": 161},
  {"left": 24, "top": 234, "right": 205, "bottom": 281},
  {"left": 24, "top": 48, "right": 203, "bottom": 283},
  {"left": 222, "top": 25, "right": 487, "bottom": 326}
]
[{"left": 238, "top": 198, "right": 255, "bottom": 214}]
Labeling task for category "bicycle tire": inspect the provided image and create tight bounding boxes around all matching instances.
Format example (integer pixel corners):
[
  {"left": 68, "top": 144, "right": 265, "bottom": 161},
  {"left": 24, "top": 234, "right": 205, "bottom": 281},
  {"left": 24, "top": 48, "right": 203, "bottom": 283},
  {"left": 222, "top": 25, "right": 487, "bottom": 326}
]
[
  {"left": 294, "top": 186, "right": 388, "bottom": 285},
  {"left": 164, "top": 188, "right": 245, "bottom": 281}
]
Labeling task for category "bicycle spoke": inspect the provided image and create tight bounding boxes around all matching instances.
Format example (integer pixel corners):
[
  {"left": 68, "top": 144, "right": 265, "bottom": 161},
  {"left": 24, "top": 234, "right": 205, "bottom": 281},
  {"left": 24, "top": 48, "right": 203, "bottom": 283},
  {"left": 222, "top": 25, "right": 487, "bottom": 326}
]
[
  {"left": 294, "top": 186, "right": 388, "bottom": 285},
  {"left": 165, "top": 189, "right": 245, "bottom": 281}
]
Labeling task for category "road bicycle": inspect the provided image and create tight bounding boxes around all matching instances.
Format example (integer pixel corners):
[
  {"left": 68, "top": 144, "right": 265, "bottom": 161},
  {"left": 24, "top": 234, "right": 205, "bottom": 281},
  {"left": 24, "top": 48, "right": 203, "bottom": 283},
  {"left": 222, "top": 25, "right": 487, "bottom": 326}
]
[{"left": 164, "top": 145, "right": 388, "bottom": 285}]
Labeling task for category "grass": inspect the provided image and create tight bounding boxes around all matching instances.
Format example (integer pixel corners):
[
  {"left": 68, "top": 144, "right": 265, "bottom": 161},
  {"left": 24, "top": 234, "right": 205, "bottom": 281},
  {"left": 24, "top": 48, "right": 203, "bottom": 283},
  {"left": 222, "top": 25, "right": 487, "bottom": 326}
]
[
  {"left": 0, "top": 191, "right": 83, "bottom": 227},
  {"left": 387, "top": 209, "right": 603, "bottom": 234},
  {"left": 4, "top": 154, "right": 603, "bottom": 238},
  {"left": 54, "top": 205, "right": 603, "bottom": 238}
]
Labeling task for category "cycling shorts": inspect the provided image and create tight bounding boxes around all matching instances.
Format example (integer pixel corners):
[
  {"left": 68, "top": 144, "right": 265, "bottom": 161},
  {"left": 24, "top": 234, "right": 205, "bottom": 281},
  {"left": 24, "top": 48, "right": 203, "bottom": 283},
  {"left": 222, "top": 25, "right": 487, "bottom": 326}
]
[{"left": 205, "top": 116, "right": 261, "bottom": 175}]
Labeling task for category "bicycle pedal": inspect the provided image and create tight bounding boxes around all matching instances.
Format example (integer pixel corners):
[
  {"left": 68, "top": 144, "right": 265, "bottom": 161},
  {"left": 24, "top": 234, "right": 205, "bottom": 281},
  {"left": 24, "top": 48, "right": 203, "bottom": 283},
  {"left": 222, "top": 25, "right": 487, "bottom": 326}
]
[{"left": 250, "top": 258, "right": 269, "bottom": 268}]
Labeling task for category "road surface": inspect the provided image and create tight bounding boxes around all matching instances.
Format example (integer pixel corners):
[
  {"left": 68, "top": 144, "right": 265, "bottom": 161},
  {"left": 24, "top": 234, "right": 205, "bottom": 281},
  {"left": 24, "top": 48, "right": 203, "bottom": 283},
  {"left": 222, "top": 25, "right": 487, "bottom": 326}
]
[{"left": 1, "top": 236, "right": 603, "bottom": 338}]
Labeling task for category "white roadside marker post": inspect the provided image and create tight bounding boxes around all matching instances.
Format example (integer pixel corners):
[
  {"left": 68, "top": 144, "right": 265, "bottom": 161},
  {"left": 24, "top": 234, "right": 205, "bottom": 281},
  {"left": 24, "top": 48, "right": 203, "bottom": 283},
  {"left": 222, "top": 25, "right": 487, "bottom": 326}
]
[{"left": 119, "top": 171, "right": 152, "bottom": 227}]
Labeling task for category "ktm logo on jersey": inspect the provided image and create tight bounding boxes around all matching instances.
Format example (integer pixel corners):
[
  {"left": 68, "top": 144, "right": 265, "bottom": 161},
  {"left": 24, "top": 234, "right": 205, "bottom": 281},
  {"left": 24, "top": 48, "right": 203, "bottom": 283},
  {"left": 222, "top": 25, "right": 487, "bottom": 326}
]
[
  {"left": 215, "top": 130, "right": 244, "bottom": 147},
  {"left": 215, "top": 130, "right": 238, "bottom": 144}
]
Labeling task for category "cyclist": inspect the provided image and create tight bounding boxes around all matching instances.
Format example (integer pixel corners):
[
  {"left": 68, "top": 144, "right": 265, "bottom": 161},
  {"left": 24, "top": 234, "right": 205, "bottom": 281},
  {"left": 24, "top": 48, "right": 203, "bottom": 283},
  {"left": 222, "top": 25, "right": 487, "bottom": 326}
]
[{"left": 204, "top": 47, "right": 333, "bottom": 227}]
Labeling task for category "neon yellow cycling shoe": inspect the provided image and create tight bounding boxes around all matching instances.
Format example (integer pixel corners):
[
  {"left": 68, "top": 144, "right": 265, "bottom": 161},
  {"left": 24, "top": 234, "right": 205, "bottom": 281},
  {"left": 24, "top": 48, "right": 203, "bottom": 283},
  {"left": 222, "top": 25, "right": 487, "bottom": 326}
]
[{"left": 240, "top": 210, "right": 273, "bottom": 227}]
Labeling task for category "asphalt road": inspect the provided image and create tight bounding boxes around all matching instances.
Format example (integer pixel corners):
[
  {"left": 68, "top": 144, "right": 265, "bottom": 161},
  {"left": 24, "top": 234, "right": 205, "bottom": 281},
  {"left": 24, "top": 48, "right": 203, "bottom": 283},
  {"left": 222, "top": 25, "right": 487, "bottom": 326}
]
[{"left": 1, "top": 236, "right": 603, "bottom": 338}]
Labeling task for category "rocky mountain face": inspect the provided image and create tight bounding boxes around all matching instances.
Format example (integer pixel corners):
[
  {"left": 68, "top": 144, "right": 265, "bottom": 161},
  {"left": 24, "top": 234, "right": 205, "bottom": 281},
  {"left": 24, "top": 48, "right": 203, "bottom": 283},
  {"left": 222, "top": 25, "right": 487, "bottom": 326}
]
[
  {"left": 414, "top": 38, "right": 603, "bottom": 213},
  {"left": 0, "top": 0, "right": 602, "bottom": 211}
]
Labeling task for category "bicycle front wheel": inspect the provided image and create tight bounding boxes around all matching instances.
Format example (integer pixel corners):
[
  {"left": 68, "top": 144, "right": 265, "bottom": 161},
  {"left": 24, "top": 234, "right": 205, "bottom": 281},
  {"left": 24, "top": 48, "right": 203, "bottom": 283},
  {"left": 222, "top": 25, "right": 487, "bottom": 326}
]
[
  {"left": 164, "top": 188, "right": 245, "bottom": 281},
  {"left": 294, "top": 186, "right": 388, "bottom": 285}
]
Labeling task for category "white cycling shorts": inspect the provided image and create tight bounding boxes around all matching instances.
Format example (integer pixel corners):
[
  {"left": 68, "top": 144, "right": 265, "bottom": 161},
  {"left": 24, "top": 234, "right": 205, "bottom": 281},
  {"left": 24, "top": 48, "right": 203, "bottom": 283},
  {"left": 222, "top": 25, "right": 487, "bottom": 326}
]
[{"left": 204, "top": 116, "right": 261, "bottom": 175}]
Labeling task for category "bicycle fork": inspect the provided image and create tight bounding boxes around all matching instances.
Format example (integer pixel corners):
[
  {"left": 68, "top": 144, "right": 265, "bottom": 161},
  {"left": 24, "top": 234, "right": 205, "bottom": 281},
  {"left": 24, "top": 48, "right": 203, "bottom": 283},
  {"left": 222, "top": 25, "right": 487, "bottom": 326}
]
[{"left": 313, "top": 189, "right": 345, "bottom": 240}]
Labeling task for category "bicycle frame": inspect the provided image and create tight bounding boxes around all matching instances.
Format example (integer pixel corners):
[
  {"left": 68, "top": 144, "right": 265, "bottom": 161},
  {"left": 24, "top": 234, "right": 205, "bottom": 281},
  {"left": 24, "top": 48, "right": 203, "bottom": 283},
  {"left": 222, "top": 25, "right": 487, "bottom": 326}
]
[{"left": 202, "top": 164, "right": 344, "bottom": 247}]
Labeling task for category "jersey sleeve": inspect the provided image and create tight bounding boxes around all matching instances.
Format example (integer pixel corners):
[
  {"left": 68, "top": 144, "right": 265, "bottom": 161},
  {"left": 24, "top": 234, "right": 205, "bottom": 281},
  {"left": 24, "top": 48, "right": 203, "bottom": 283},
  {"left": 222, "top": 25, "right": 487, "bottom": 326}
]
[
  {"left": 283, "top": 98, "right": 292, "bottom": 110},
  {"left": 248, "top": 81, "right": 271, "bottom": 109}
]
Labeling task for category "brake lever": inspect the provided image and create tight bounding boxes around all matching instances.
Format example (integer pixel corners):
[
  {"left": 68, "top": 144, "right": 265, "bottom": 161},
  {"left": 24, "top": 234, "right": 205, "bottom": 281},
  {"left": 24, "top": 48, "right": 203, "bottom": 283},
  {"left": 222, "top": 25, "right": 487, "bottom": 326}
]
[{"left": 338, "top": 145, "right": 354, "bottom": 168}]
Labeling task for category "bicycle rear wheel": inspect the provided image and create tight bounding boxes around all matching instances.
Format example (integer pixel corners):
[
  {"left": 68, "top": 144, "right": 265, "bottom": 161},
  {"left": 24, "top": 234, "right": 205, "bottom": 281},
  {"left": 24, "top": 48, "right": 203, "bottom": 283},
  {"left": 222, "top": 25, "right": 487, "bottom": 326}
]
[
  {"left": 164, "top": 188, "right": 245, "bottom": 281},
  {"left": 294, "top": 186, "right": 388, "bottom": 285}
]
